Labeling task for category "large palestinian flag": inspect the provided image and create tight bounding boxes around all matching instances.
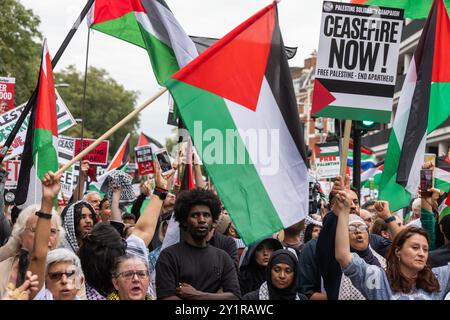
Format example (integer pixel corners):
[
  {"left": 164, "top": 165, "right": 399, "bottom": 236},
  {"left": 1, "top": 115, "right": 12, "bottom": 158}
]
[
  {"left": 15, "top": 40, "right": 59, "bottom": 206},
  {"left": 89, "top": 0, "right": 198, "bottom": 86},
  {"left": 166, "top": 3, "right": 309, "bottom": 244},
  {"left": 379, "top": 0, "right": 450, "bottom": 211},
  {"left": 352, "top": 0, "right": 450, "bottom": 19}
]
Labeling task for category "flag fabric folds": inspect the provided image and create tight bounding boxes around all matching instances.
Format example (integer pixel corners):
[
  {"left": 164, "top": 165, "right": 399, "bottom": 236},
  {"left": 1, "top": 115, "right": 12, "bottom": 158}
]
[
  {"left": 165, "top": 3, "right": 309, "bottom": 244},
  {"left": 89, "top": 0, "right": 198, "bottom": 86},
  {"left": 379, "top": 0, "right": 450, "bottom": 211},
  {"left": 15, "top": 39, "right": 59, "bottom": 206}
]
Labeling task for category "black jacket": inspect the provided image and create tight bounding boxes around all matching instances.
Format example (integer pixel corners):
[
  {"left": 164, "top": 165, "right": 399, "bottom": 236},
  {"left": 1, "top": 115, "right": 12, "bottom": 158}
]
[{"left": 429, "top": 244, "right": 450, "bottom": 268}]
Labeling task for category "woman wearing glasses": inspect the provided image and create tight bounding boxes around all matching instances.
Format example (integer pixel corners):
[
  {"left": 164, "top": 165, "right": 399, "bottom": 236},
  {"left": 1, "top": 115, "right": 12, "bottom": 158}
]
[
  {"left": 110, "top": 254, "right": 152, "bottom": 300},
  {"left": 335, "top": 191, "right": 450, "bottom": 300}
]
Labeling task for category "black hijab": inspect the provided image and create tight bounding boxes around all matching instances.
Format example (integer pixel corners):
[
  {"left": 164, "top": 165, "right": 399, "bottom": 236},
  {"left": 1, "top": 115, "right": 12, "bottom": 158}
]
[
  {"left": 266, "top": 249, "right": 298, "bottom": 300},
  {"left": 238, "top": 238, "right": 283, "bottom": 295}
]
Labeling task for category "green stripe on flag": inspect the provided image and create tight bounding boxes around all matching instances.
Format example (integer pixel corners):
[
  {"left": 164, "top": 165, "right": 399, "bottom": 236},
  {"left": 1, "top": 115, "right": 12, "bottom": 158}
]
[
  {"left": 33, "top": 128, "right": 58, "bottom": 180},
  {"left": 138, "top": 23, "right": 179, "bottom": 85},
  {"left": 167, "top": 78, "right": 283, "bottom": 244},
  {"left": 378, "top": 132, "right": 412, "bottom": 211},
  {"left": 91, "top": 12, "right": 145, "bottom": 48},
  {"left": 429, "top": 82, "right": 450, "bottom": 133},
  {"left": 315, "top": 105, "right": 391, "bottom": 123}
]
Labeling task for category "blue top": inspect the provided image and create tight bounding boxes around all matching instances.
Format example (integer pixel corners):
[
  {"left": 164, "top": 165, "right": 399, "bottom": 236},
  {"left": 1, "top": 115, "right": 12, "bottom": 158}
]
[{"left": 342, "top": 253, "right": 450, "bottom": 300}]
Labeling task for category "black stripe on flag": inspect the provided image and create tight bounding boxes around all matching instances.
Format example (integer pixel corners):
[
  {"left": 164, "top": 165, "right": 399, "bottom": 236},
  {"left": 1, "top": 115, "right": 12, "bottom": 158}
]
[
  {"left": 396, "top": 1, "right": 437, "bottom": 186},
  {"left": 264, "top": 8, "right": 308, "bottom": 165},
  {"left": 317, "top": 78, "right": 396, "bottom": 98}
]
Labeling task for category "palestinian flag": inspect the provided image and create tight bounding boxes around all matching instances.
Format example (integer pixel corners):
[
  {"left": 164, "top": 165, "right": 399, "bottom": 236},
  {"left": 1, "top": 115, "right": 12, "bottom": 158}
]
[
  {"left": 379, "top": 0, "right": 450, "bottom": 211},
  {"left": 15, "top": 40, "right": 59, "bottom": 206},
  {"left": 89, "top": 0, "right": 198, "bottom": 86},
  {"left": 137, "top": 132, "right": 164, "bottom": 149},
  {"left": 436, "top": 155, "right": 450, "bottom": 193},
  {"left": 438, "top": 193, "right": 450, "bottom": 223},
  {"left": 166, "top": 3, "right": 309, "bottom": 244},
  {"left": 107, "top": 133, "right": 131, "bottom": 171},
  {"left": 352, "top": 0, "right": 450, "bottom": 19}
]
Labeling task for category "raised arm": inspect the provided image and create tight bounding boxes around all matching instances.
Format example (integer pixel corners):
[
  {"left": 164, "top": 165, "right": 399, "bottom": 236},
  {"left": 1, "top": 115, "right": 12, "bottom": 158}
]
[
  {"left": 334, "top": 190, "right": 353, "bottom": 269},
  {"left": 28, "top": 171, "right": 61, "bottom": 300},
  {"left": 132, "top": 163, "right": 173, "bottom": 246},
  {"left": 110, "top": 185, "right": 122, "bottom": 222},
  {"left": 374, "top": 200, "right": 402, "bottom": 240}
]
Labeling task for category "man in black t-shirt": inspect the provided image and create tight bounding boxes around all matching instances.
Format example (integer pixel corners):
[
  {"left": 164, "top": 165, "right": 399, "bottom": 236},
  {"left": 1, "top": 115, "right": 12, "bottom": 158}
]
[{"left": 155, "top": 189, "right": 240, "bottom": 300}]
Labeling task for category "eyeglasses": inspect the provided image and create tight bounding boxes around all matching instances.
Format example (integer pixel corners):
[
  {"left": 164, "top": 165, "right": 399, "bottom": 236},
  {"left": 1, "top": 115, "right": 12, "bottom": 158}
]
[
  {"left": 348, "top": 224, "right": 368, "bottom": 233},
  {"left": 48, "top": 270, "right": 76, "bottom": 281},
  {"left": 26, "top": 226, "right": 59, "bottom": 236},
  {"left": 115, "top": 270, "right": 149, "bottom": 281}
]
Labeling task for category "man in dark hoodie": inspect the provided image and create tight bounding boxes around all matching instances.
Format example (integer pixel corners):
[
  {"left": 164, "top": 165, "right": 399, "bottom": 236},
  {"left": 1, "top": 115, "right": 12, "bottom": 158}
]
[{"left": 238, "top": 238, "right": 283, "bottom": 296}]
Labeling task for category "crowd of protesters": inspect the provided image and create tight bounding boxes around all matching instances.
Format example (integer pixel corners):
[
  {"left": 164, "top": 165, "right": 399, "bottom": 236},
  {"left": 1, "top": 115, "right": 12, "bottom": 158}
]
[{"left": 0, "top": 155, "right": 450, "bottom": 301}]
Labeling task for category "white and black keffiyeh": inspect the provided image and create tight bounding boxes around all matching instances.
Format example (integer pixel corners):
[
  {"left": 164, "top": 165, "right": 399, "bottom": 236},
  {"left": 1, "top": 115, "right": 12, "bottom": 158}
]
[
  {"left": 102, "top": 170, "right": 136, "bottom": 207},
  {"left": 258, "top": 282, "right": 303, "bottom": 300},
  {"left": 60, "top": 200, "right": 96, "bottom": 253}
]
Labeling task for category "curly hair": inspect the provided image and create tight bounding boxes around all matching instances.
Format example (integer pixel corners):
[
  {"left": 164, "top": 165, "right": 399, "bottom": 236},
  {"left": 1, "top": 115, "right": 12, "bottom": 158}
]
[
  {"left": 78, "top": 223, "right": 126, "bottom": 296},
  {"left": 174, "top": 188, "right": 221, "bottom": 227},
  {"left": 386, "top": 227, "right": 440, "bottom": 294}
]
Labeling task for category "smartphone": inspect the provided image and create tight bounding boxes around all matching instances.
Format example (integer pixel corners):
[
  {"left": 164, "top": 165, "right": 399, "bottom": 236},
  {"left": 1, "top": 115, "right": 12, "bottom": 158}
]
[
  {"left": 420, "top": 168, "right": 434, "bottom": 196},
  {"left": 155, "top": 148, "right": 172, "bottom": 175}
]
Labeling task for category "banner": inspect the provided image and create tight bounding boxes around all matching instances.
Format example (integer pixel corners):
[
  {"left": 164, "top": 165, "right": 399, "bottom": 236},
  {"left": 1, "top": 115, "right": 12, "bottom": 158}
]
[
  {"left": 1, "top": 90, "right": 77, "bottom": 159},
  {"left": 135, "top": 145, "right": 154, "bottom": 175},
  {"left": 58, "top": 136, "right": 75, "bottom": 165},
  {"left": 0, "top": 77, "right": 15, "bottom": 111},
  {"left": 311, "top": 1, "right": 403, "bottom": 123},
  {"left": 74, "top": 138, "right": 109, "bottom": 165},
  {"left": 315, "top": 143, "right": 341, "bottom": 179}
]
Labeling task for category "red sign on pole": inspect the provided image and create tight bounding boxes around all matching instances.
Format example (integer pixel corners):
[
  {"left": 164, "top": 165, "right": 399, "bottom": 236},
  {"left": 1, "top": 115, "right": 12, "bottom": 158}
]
[
  {"left": 74, "top": 138, "right": 109, "bottom": 165},
  {"left": 135, "top": 145, "right": 154, "bottom": 175},
  {"left": 0, "top": 77, "right": 15, "bottom": 111}
]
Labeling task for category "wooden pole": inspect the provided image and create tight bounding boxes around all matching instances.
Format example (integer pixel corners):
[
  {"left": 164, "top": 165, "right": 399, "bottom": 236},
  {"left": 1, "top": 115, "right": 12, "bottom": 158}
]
[
  {"left": 56, "top": 87, "right": 168, "bottom": 175},
  {"left": 339, "top": 120, "right": 352, "bottom": 177}
]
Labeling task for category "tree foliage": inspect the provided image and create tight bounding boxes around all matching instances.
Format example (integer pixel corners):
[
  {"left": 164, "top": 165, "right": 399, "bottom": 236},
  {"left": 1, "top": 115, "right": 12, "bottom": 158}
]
[
  {"left": 0, "top": 0, "right": 42, "bottom": 105},
  {"left": 55, "top": 65, "right": 140, "bottom": 155}
]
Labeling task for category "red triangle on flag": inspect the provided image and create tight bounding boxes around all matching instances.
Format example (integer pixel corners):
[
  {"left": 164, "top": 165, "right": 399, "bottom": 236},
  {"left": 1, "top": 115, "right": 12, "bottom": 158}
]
[
  {"left": 137, "top": 132, "right": 150, "bottom": 147},
  {"left": 311, "top": 79, "right": 336, "bottom": 115},
  {"left": 432, "top": 0, "right": 450, "bottom": 82},
  {"left": 173, "top": 4, "right": 276, "bottom": 111}
]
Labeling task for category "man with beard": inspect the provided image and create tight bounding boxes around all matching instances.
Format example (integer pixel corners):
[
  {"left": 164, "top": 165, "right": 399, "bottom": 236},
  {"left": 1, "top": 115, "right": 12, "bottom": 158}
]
[{"left": 155, "top": 189, "right": 240, "bottom": 300}]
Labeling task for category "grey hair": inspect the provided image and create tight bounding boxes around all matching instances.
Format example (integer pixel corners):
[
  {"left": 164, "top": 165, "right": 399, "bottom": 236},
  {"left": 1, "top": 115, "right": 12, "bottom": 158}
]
[
  {"left": 111, "top": 253, "right": 149, "bottom": 278},
  {"left": 83, "top": 191, "right": 100, "bottom": 201},
  {"left": 46, "top": 248, "right": 84, "bottom": 280},
  {"left": 11, "top": 204, "right": 65, "bottom": 247},
  {"left": 412, "top": 198, "right": 421, "bottom": 211}
]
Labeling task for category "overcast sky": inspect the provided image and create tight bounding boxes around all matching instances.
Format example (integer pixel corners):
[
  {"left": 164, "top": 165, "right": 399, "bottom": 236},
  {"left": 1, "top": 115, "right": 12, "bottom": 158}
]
[{"left": 19, "top": 0, "right": 346, "bottom": 144}]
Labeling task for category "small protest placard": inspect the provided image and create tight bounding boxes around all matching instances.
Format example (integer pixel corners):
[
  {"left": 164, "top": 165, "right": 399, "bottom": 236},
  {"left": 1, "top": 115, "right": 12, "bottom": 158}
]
[
  {"left": 311, "top": 1, "right": 403, "bottom": 123},
  {"left": 0, "top": 77, "right": 15, "bottom": 111},
  {"left": 135, "top": 145, "right": 154, "bottom": 175},
  {"left": 74, "top": 138, "right": 109, "bottom": 166}
]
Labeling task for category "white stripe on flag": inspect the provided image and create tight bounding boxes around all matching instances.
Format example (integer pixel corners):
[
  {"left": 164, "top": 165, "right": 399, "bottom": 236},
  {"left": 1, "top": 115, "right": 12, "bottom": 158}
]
[
  {"left": 331, "top": 92, "right": 393, "bottom": 111},
  {"left": 225, "top": 78, "right": 308, "bottom": 228},
  {"left": 393, "top": 58, "right": 417, "bottom": 147}
]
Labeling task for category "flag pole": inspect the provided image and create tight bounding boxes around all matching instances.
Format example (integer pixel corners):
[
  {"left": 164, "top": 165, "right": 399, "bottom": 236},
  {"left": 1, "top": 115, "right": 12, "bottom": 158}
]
[
  {"left": 56, "top": 87, "right": 168, "bottom": 176},
  {"left": 77, "top": 25, "right": 92, "bottom": 199},
  {"left": 0, "top": 0, "right": 95, "bottom": 164},
  {"left": 339, "top": 120, "right": 352, "bottom": 177}
]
